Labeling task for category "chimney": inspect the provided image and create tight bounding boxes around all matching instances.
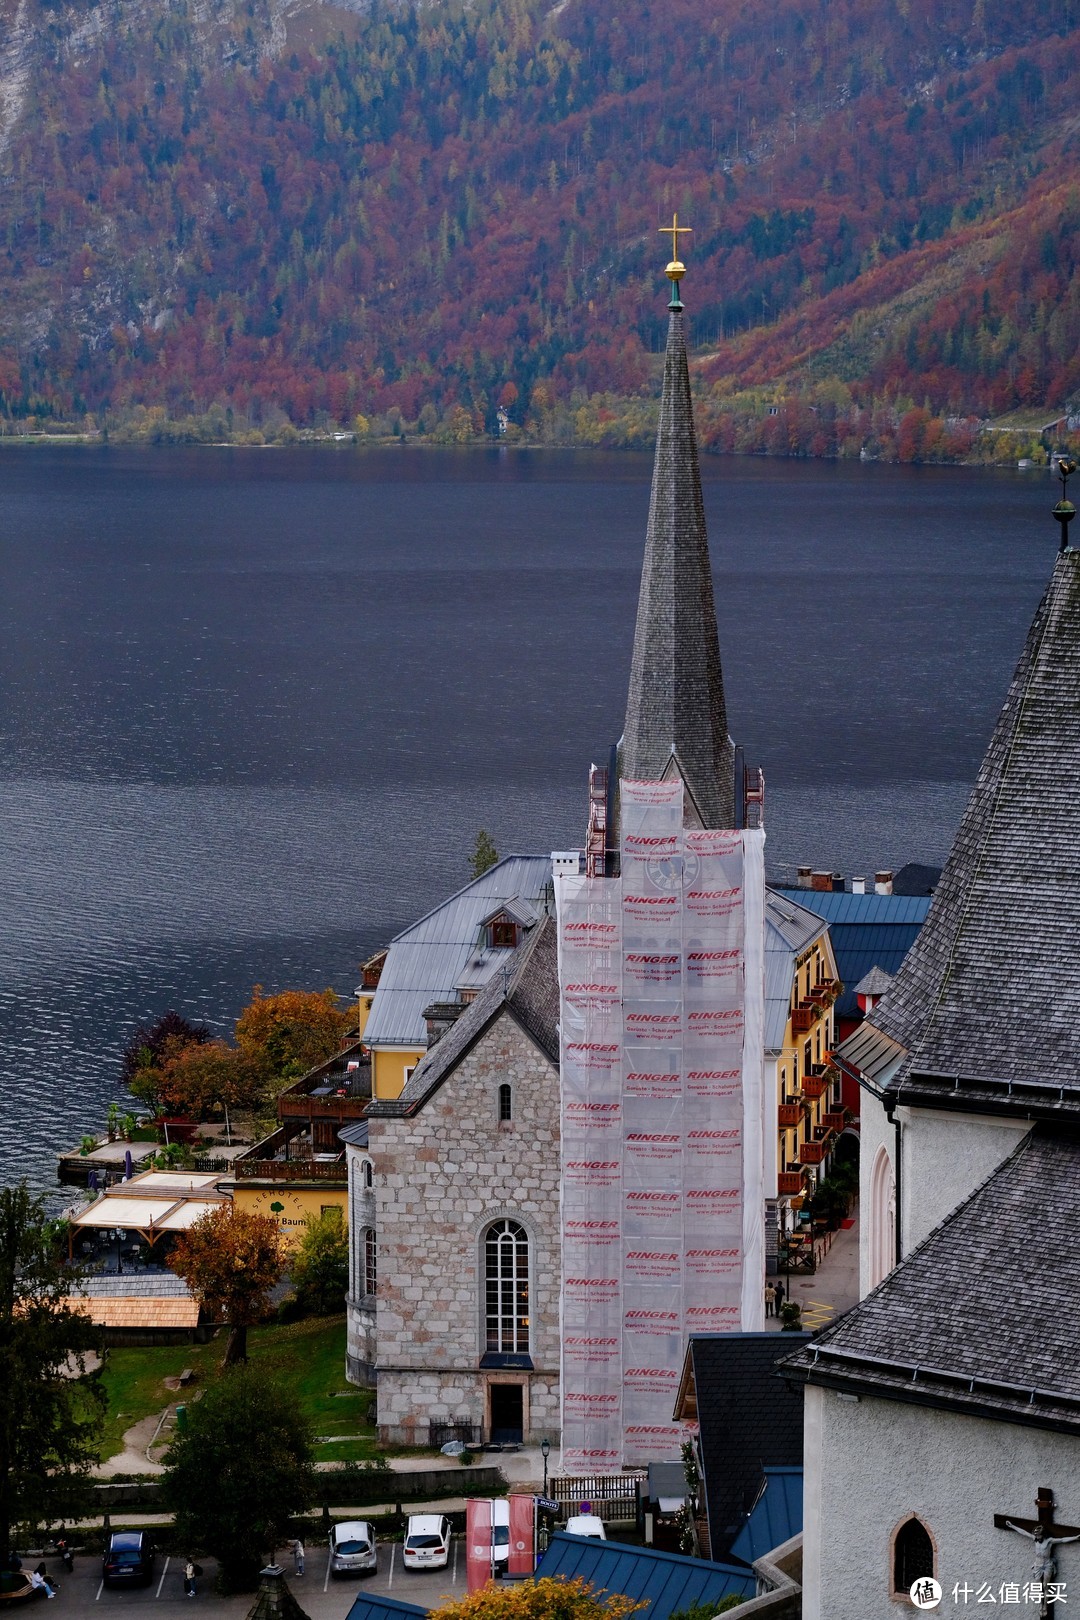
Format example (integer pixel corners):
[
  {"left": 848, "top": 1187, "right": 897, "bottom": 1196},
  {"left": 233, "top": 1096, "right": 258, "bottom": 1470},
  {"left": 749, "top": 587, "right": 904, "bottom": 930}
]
[
  {"left": 422, "top": 1000, "right": 467, "bottom": 1048},
  {"left": 811, "top": 871, "right": 832, "bottom": 892},
  {"left": 797, "top": 866, "right": 812, "bottom": 889},
  {"left": 851, "top": 876, "right": 866, "bottom": 895},
  {"left": 875, "top": 870, "right": 894, "bottom": 896},
  {"left": 831, "top": 873, "right": 844, "bottom": 892}
]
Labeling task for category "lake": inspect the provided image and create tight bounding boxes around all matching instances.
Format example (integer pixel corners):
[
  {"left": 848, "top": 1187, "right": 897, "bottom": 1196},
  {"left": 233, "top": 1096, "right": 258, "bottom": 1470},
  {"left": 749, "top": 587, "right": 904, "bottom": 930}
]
[{"left": 0, "top": 444, "right": 1058, "bottom": 1191}]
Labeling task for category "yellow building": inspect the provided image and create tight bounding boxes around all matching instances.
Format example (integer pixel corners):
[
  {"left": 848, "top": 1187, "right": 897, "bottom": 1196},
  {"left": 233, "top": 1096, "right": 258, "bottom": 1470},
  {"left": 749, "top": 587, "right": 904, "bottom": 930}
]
[
  {"left": 230, "top": 1180, "right": 347, "bottom": 1249},
  {"left": 765, "top": 891, "right": 844, "bottom": 1253}
]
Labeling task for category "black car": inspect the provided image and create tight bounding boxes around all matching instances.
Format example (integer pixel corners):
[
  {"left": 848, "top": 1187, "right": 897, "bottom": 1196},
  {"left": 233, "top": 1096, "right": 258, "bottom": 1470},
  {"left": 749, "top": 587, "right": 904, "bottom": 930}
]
[{"left": 102, "top": 1533, "right": 155, "bottom": 1587}]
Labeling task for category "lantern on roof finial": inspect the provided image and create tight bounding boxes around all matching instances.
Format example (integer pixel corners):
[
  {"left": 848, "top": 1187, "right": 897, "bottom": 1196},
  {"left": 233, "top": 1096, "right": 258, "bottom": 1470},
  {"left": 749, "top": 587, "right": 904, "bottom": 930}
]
[{"left": 1053, "top": 457, "right": 1076, "bottom": 553}]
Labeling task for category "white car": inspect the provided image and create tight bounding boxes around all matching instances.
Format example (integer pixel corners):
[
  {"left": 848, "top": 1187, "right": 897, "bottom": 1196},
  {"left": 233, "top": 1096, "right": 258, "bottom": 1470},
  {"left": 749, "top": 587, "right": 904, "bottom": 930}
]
[
  {"left": 491, "top": 1499, "right": 511, "bottom": 1569},
  {"left": 329, "top": 1520, "right": 377, "bottom": 1576},
  {"left": 403, "top": 1514, "right": 452, "bottom": 1570},
  {"left": 565, "top": 1514, "right": 607, "bottom": 1540}
]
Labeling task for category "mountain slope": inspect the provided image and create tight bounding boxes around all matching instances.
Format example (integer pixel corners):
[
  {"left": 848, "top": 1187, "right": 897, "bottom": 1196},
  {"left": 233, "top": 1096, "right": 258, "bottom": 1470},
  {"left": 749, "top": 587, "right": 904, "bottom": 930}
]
[{"left": 0, "top": 0, "right": 1077, "bottom": 436}]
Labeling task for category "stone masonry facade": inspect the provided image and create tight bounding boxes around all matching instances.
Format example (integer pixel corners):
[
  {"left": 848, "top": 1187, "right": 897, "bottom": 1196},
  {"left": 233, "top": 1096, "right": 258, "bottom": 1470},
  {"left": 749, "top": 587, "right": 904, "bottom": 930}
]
[{"left": 369, "top": 1011, "right": 561, "bottom": 1447}]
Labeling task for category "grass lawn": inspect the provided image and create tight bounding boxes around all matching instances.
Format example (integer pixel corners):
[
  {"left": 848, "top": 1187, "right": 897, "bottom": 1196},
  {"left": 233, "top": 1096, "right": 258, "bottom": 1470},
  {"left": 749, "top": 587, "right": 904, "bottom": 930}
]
[{"left": 97, "top": 1316, "right": 378, "bottom": 1466}]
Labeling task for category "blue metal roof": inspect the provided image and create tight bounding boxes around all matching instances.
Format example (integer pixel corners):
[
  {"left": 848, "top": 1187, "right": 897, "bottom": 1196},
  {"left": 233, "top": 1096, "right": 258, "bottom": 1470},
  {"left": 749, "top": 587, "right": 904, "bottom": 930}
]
[
  {"left": 344, "top": 1596, "right": 427, "bottom": 1620},
  {"left": 773, "top": 890, "right": 930, "bottom": 1018},
  {"left": 536, "top": 1532, "right": 755, "bottom": 1617},
  {"left": 729, "top": 1468, "right": 803, "bottom": 1566}
]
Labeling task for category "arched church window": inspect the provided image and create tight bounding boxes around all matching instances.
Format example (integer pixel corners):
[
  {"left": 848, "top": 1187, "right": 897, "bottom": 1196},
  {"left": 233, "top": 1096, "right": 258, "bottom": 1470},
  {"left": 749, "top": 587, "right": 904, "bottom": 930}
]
[
  {"left": 893, "top": 1516, "right": 935, "bottom": 1593},
  {"left": 498, "top": 1083, "right": 512, "bottom": 1122},
  {"left": 363, "top": 1228, "right": 377, "bottom": 1297},
  {"left": 484, "top": 1218, "right": 529, "bottom": 1352},
  {"left": 869, "top": 1144, "right": 897, "bottom": 1290},
  {"left": 363, "top": 1159, "right": 373, "bottom": 1190}
]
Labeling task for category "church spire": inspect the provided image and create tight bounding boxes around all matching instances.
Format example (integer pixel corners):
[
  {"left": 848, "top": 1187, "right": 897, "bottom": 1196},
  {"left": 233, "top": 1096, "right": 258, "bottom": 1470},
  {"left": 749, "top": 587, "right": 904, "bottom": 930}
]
[{"left": 620, "top": 222, "right": 736, "bottom": 829}]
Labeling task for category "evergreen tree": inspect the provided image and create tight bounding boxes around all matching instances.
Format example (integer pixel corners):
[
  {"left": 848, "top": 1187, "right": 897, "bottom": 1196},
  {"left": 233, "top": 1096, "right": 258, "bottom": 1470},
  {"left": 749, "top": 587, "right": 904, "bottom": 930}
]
[
  {"left": 469, "top": 829, "right": 498, "bottom": 879},
  {"left": 0, "top": 1184, "right": 104, "bottom": 1559}
]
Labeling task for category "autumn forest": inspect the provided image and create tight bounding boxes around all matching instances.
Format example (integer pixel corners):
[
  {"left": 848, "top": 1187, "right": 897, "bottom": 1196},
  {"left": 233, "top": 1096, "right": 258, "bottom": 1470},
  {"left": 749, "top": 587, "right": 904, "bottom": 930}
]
[{"left": 1, "top": 0, "right": 1078, "bottom": 458}]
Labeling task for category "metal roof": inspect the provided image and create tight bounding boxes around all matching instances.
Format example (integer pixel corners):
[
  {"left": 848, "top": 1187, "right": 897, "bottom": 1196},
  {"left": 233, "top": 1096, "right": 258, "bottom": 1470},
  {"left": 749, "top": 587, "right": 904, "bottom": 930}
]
[
  {"left": 344, "top": 1597, "right": 427, "bottom": 1620},
  {"left": 338, "top": 1122, "right": 369, "bottom": 1149},
  {"left": 764, "top": 891, "right": 829, "bottom": 1054},
  {"left": 536, "top": 1532, "right": 754, "bottom": 1616},
  {"left": 773, "top": 889, "right": 930, "bottom": 1018},
  {"left": 361, "top": 856, "right": 553, "bottom": 1050},
  {"left": 729, "top": 1468, "right": 803, "bottom": 1566}
]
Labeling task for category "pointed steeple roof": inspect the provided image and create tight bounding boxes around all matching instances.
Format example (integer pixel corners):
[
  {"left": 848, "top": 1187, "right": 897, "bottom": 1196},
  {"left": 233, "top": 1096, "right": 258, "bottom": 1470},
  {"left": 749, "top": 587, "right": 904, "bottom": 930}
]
[
  {"left": 621, "top": 299, "right": 735, "bottom": 828},
  {"left": 849, "top": 544, "right": 1080, "bottom": 1116}
]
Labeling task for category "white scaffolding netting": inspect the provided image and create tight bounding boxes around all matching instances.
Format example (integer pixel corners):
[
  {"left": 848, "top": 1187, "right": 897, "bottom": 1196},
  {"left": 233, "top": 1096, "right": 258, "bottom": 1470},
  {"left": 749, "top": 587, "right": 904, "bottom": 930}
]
[{"left": 557, "top": 779, "right": 765, "bottom": 1471}]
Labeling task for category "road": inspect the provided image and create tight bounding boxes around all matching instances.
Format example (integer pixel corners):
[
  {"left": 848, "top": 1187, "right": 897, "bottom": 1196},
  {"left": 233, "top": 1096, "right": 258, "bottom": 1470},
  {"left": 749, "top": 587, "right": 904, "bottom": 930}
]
[{"left": 34, "top": 1539, "right": 476, "bottom": 1620}]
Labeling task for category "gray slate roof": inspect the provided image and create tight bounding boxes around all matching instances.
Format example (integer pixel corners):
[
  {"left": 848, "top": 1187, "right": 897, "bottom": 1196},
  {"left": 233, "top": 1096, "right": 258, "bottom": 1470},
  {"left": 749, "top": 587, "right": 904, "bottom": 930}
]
[
  {"left": 853, "top": 965, "right": 893, "bottom": 997},
  {"left": 848, "top": 547, "right": 1080, "bottom": 1116},
  {"left": 782, "top": 1128, "right": 1080, "bottom": 1432},
  {"left": 75, "top": 1273, "right": 192, "bottom": 1298},
  {"left": 621, "top": 306, "right": 734, "bottom": 829},
  {"left": 360, "top": 855, "right": 553, "bottom": 1049},
  {"left": 764, "top": 891, "right": 830, "bottom": 1053},
  {"left": 367, "top": 916, "right": 559, "bottom": 1117}
]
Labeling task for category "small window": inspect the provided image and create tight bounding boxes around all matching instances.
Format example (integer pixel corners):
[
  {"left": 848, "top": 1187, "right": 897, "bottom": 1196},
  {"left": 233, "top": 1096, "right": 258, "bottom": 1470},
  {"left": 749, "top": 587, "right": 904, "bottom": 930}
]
[
  {"left": 490, "top": 920, "right": 519, "bottom": 949},
  {"left": 893, "top": 1517, "right": 934, "bottom": 1593},
  {"left": 363, "top": 1228, "right": 377, "bottom": 1296},
  {"left": 363, "top": 1160, "right": 373, "bottom": 1190},
  {"left": 321, "top": 1205, "right": 342, "bottom": 1222},
  {"left": 498, "top": 1083, "right": 512, "bottom": 1122}
]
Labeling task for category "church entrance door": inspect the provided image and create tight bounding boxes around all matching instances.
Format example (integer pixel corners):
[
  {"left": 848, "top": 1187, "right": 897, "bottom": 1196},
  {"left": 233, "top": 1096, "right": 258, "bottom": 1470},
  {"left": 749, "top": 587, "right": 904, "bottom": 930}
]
[{"left": 490, "top": 1382, "right": 524, "bottom": 1444}]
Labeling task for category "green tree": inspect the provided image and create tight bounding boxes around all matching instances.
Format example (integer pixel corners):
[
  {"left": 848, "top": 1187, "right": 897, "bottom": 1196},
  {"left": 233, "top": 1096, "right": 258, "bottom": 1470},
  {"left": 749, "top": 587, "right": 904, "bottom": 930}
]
[
  {"left": 162, "top": 1364, "right": 314, "bottom": 1590},
  {"left": 290, "top": 1212, "right": 348, "bottom": 1316},
  {"left": 469, "top": 829, "right": 498, "bottom": 879},
  {"left": 0, "top": 1184, "right": 104, "bottom": 1561}
]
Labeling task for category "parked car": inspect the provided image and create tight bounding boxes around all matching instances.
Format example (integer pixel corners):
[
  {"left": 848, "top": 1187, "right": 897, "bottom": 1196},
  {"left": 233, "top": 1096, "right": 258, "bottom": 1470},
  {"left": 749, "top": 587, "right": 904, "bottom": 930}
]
[
  {"left": 402, "top": 1515, "right": 452, "bottom": 1571},
  {"left": 102, "top": 1532, "right": 155, "bottom": 1586},
  {"left": 564, "top": 1515, "right": 606, "bottom": 1540},
  {"left": 329, "top": 1521, "right": 377, "bottom": 1577}
]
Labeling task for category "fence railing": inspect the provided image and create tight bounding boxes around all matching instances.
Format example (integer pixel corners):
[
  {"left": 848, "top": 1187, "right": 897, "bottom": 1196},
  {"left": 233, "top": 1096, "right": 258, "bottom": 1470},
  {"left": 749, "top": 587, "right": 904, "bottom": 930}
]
[{"left": 551, "top": 1472, "right": 646, "bottom": 1522}]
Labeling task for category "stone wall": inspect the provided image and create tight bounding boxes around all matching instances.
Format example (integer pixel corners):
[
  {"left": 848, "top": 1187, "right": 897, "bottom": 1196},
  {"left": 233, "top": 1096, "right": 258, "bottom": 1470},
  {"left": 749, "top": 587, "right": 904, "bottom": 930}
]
[
  {"left": 346, "top": 1143, "right": 377, "bottom": 1385},
  {"left": 370, "top": 1010, "right": 560, "bottom": 1447}
]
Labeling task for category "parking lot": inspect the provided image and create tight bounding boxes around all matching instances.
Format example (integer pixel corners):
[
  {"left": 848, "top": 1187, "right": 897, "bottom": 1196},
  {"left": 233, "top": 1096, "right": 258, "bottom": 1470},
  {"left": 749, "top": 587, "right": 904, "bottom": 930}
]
[{"left": 31, "top": 1540, "right": 485, "bottom": 1620}]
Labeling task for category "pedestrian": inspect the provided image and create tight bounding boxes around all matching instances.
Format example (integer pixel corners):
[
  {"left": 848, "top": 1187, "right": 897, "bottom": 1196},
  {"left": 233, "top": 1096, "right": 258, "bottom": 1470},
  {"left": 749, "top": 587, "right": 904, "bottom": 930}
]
[
  {"left": 775, "top": 1278, "right": 786, "bottom": 1312},
  {"left": 30, "top": 1567, "right": 56, "bottom": 1599},
  {"left": 292, "top": 1540, "right": 305, "bottom": 1577},
  {"left": 764, "top": 1282, "right": 776, "bottom": 1318},
  {"left": 184, "top": 1559, "right": 197, "bottom": 1598}
]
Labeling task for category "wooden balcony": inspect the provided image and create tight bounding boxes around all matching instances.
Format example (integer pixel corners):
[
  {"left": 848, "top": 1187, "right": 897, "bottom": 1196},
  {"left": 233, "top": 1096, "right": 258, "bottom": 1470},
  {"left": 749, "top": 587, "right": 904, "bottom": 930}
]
[
  {"left": 778, "top": 1102, "right": 803, "bottom": 1127},
  {"left": 278, "top": 1091, "right": 369, "bottom": 1121},
  {"left": 801, "top": 1075, "right": 828, "bottom": 1100},
  {"left": 823, "top": 1111, "right": 847, "bottom": 1134},
  {"left": 777, "top": 1171, "right": 805, "bottom": 1196},
  {"left": 800, "top": 1140, "right": 827, "bottom": 1164},
  {"left": 791, "top": 1007, "right": 814, "bottom": 1033},
  {"left": 234, "top": 1157, "right": 346, "bottom": 1182}
]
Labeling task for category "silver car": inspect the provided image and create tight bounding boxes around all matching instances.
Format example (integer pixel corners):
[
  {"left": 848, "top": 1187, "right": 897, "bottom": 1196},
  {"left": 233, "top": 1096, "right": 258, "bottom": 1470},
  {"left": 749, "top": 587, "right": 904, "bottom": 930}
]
[{"left": 329, "top": 1520, "right": 377, "bottom": 1576}]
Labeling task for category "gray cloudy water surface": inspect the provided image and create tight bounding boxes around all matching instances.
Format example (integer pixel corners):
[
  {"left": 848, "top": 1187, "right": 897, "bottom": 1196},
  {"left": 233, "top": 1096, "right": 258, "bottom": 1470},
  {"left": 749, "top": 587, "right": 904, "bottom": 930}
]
[{"left": 0, "top": 445, "right": 1056, "bottom": 1191}]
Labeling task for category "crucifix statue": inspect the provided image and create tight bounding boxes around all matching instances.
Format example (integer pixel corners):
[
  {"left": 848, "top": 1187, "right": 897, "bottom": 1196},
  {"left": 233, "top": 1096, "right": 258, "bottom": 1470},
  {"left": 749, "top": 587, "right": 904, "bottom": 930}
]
[{"left": 995, "top": 1487, "right": 1080, "bottom": 1618}]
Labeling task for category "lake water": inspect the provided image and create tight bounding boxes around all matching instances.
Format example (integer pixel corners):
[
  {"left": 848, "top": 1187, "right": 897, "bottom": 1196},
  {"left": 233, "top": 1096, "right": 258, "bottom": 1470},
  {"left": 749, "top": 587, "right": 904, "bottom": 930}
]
[{"left": 0, "top": 444, "right": 1059, "bottom": 1191}]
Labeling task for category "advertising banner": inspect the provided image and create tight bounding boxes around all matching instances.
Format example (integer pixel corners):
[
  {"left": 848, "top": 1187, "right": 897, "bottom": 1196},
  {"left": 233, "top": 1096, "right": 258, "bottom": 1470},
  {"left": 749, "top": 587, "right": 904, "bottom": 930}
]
[
  {"left": 557, "top": 779, "right": 765, "bottom": 1472},
  {"left": 466, "top": 1498, "right": 493, "bottom": 1592},
  {"left": 508, "top": 1495, "right": 536, "bottom": 1576}
]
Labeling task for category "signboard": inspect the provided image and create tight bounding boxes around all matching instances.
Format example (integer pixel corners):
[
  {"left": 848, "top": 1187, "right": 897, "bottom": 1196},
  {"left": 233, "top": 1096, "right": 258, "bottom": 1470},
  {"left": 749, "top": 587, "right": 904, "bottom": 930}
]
[{"left": 557, "top": 779, "right": 765, "bottom": 1471}]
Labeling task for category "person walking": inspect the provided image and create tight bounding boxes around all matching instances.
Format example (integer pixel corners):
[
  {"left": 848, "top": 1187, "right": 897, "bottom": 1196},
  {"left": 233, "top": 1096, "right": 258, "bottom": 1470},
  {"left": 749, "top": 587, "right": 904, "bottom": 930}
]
[
  {"left": 292, "top": 1540, "right": 305, "bottom": 1577},
  {"left": 774, "top": 1278, "right": 786, "bottom": 1314},
  {"left": 764, "top": 1282, "right": 776, "bottom": 1318},
  {"left": 184, "top": 1559, "right": 197, "bottom": 1598}
]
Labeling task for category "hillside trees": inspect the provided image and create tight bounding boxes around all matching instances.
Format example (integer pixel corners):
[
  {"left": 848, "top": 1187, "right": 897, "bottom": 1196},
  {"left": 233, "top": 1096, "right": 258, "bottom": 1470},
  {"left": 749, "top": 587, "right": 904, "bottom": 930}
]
[
  {"left": 168, "top": 1205, "right": 285, "bottom": 1364},
  {"left": 0, "top": 0, "right": 1077, "bottom": 431}
]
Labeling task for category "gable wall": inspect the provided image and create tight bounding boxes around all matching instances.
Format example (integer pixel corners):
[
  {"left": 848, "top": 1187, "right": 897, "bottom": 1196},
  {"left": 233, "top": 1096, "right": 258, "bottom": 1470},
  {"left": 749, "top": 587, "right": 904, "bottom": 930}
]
[
  {"left": 804, "top": 1383, "right": 1080, "bottom": 1620},
  {"left": 369, "top": 1012, "right": 560, "bottom": 1445}
]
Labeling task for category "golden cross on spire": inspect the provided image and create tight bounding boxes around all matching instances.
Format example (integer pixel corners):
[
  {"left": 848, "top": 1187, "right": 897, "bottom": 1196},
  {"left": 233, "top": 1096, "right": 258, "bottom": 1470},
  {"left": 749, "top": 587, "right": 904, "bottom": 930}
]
[{"left": 659, "top": 212, "right": 692, "bottom": 265}]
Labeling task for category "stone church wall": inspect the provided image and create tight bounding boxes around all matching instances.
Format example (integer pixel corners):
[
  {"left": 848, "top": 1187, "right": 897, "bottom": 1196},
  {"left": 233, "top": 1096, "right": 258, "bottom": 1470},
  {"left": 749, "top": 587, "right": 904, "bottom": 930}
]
[{"left": 369, "top": 1013, "right": 561, "bottom": 1447}]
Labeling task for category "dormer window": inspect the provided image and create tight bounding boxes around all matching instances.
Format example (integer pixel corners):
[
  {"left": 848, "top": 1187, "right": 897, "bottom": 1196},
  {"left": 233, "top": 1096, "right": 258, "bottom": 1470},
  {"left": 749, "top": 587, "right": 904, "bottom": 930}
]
[{"left": 488, "top": 917, "right": 520, "bottom": 950}]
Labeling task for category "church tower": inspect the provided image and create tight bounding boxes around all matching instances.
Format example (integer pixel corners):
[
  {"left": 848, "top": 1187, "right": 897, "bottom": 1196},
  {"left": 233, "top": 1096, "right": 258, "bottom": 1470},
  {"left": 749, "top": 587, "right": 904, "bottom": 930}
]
[{"left": 619, "top": 225, "right": 738, "bottom": 831}]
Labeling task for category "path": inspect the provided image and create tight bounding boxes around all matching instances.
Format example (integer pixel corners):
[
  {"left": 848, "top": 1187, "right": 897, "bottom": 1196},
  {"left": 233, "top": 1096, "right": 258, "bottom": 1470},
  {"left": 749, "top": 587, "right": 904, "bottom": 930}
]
[{"left": 768, "top": 1208, "right": 860, "bottom": 1334}]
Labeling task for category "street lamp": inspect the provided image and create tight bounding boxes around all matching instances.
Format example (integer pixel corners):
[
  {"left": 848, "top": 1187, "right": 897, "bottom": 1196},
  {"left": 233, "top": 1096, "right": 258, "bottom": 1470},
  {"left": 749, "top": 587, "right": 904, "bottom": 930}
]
[
  {"left": 541, "top": 1436, "right": 550, "bottom": 1497},
  {"left": 539, "top": 1438, "right": 552, "bottom": 1553}
]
